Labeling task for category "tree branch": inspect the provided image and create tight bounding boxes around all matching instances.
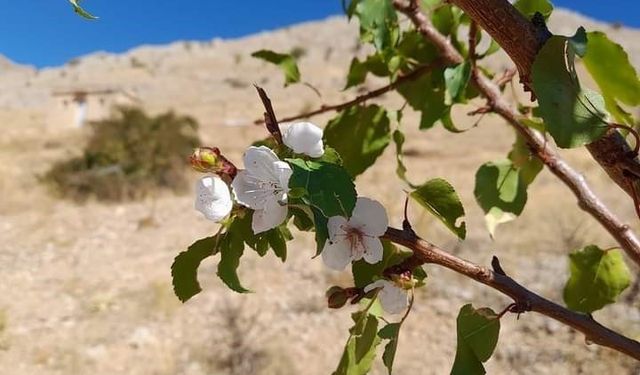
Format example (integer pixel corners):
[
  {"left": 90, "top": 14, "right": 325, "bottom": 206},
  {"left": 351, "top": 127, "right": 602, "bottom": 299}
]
[
  {"left": 392, "top": 0, "right": 640, "bottom": 267},
  {"left": 383, "top": 226, "right": 640, "bottom": 361},
  {"left": 254, "top": 60, "right": 441, "bottom": 125},
  {"left": 447, "top": 0, "right": 640, "bottom": 209}
]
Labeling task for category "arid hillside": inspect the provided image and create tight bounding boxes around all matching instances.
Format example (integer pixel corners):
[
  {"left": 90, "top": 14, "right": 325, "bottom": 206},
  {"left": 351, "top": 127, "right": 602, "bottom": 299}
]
[{"left": 0, "top": 8, "right": 639, "bottom": 375}]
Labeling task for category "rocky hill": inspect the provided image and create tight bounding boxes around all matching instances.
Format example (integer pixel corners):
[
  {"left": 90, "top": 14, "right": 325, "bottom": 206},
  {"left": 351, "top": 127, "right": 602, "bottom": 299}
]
[{"left": 0, "top": 8, "right": 639, "bottom": 375}]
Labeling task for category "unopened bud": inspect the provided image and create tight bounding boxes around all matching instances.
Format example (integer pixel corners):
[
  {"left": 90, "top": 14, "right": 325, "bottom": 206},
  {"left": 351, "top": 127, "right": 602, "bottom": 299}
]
[
  {"left": 190, "top": 147, "right": 237, "bottom": 178},
  {"left": 326, "top": 286, "right": 348, "bottom": 309}
]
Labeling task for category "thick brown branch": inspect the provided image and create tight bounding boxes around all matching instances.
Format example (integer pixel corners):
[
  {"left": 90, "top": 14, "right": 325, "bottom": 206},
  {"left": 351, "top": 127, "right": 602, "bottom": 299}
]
[
  {"left": 447, "top": 0, "right": 640, "bottom": 208},
  {"left": 447, "top": 0, "right": 541, "bottom": 86},
  {"left": 383, "top": 227, "right": 640, "bottom": 361},
  {"left": 254, "top": 60, "right": 441, "bottom": 125},
  {"left": 392, "top": 0, "right": 640, "bottom": 267}
]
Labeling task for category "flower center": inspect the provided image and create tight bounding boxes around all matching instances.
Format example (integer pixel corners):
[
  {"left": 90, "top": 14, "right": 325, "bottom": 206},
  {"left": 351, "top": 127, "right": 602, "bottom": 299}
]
[{"left": 344, "top": 226, "right": 365, "bottom": 257}]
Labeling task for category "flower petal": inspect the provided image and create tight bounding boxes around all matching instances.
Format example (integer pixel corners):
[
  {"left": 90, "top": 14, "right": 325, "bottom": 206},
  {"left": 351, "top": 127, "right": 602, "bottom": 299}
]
[
  {"left": 251, "top": 197, "right": 287, "bottom": 234},
  {"left": 362, "top": 236, "right": 383, "bottom": 264},
  {"left": 195, "top": 176, "right": 233, "bottom": 222},
  {"left": 363, "top": 279, "right": 386, "bottom": 294},
  {"left": 321, "top": 237, "right": 353, "bottom": 270},
  {"left": 350, "top": 197, "right": 388, "bottom": 237},
  {"left": 327, "top": 215, "right": 348, "bottom": 240},
  {"left": 231, "top": 170, "right": 269, "bottom": 210},
  {"left": 273, "top": 161, "right": 292, "bottom": 198},
  {"left": 282, "top": 122, "right": 324, "bottom": 157},
  {"left": 378, "top": 281, "right": 408, "bottom": 314},
  {"left": 243, "top": 146, "right": 282, "bottom": 182}
]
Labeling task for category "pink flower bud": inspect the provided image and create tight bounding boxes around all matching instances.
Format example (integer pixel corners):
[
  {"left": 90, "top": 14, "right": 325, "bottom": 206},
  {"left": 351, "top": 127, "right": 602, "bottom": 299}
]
[{"left": 190, "top": 147, "right": 237, "bottom": 178}]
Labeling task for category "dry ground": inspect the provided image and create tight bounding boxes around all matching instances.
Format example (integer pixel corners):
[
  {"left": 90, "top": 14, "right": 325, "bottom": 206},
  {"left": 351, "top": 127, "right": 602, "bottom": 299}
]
[{"left": 1, "top": 8, "right": 639, "bottom": 375}]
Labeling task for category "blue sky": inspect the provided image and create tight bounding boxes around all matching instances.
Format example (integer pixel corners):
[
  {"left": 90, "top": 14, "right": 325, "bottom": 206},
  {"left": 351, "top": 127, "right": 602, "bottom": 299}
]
[{"left": 0, "top": 1, "right": 637, "bottom": 68}]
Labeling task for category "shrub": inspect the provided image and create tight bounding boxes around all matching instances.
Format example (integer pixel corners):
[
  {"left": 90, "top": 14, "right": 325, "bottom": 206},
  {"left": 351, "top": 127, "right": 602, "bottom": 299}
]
[{"left": 44, "top": 106, "right": 200, "bottom": 202}]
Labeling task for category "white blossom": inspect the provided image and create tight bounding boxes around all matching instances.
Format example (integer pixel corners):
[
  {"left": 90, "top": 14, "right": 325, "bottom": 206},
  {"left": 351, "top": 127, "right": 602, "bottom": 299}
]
[
  {"left": 364, "top": 279, "right": 408, "bottom": 314},
  {"left": 195, "top": 176, "right": 233, "bottom": 222},
  {"left": 231, "top": 146, "right": 292, "bottom": 234},
  {"left": 321, "top": 197, "right": 388, "bottom": 270},
  {"left": 282, "top": 122, "right": 325, "bottom": 157}
]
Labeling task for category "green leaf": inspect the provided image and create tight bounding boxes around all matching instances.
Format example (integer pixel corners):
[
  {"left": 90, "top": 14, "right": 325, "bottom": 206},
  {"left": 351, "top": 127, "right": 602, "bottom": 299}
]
[
  {"left": 251, "top": 50, "right": 301, "bottom": 86},
  {"left": 230, "top": 212, "right": 290, "bottom": 261},
  {"left": 397, "top": 30, "right": 438, "bottom": 65},
  {"left": 410, "top": 178, "right": 466, "bottom": 239},
  {"left": 288, "top": 159, "right": 357, "bottom": 253},
  {"left": 445, "top": 62, "right": 471, "bottom": 103},
  {"left": 477, "top": 39, "right": 501, "bottom": 59},
  {"left": 217, "top": 230, "right": 250, "bottom": 293},
  {"left": 397, "top": 69, "right": 448, "bottom": 130},
  {"left": 324, "top": 105, "right": 391, "bottom": 177},
  {"left": 318, "top": 146, "right": 344, "bottom": 166},
  {"left": 378, "top": 323, "right": 401, "bottom": 374},
  {"left": 288, "top": 159, "right": 357, "bottom": 218},
  {"left": 312, "top": 207, "right": 330, "bottom": 255},
  {"left": 289, "top": 205, "right": 315, "bottom": 231},
  {"left": 451, "top": 304, "right": 500, "bottom": 375},
  {"left": 582, "top": 32, "right": 640, "bottom": 124},
  {"left": 513, "top": 0, "right": 553, "bottom": 19},
  {"left": 268, "top": 226, "right": 292, "bottom": 262},
  {"left": 532, "top": 35, "right": 608, "bottom": 148},
  {"left": 507, "top": 134, "right": 543, "bottom": 186},
  {"left": 171, "top": 236, "right": 219, "bottom": 302},
  {"left": 69, "top": 0, "right": 98, "bottom": 19},
  {"left": 563, "top": 245, "right": 631, "bottom": 314},
  {"left": 345, "top": 58, "right": 369, "bottom": 89},
  {"left": 334, "top": 308, "right": 382, "bottom": 375},
  {"left": 392, "top": 128, "right": 414, "bottom": 186},
  {"left": 474, "top": 160, "right": 527, "bottom": 237},
  {"left": 353, "top": 0, "right": 398, "bottom": 51}
]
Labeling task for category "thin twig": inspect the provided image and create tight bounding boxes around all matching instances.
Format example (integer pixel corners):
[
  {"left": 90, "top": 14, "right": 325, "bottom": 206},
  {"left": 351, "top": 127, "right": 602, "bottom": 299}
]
[
  {"left": 392, "top": 0, "right": 640, "bottom": 267},
  {"left": 254, "top": 60, "right": 441, "bottom": 125},
  {"left": 382, "top": 226, "right": 640, "bottom": 360}
]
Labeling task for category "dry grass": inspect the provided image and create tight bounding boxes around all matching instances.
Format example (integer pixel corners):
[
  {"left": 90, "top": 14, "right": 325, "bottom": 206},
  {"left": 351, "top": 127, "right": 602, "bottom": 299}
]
[{"left": 0, "top": 9, "right": 639, "bottom": 375}]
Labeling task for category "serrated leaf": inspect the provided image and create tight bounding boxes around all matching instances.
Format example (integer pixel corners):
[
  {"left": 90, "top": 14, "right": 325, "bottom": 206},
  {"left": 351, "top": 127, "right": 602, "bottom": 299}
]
[
  {"left": 410, "top": 178, "right": 466, "bottom": 239},
  {"left": 532, "top": 35, "right": 608, "bottom": 148},
  {"left": 445, "top": 62, "right": 471, "bottom": 104},
  {"left": 513, "top": 0, "right": 553, "bottom": 19},
  {"left": 451, "top": 304, "right": 500, "bottom": 375},
  {"left": 171, "top": 236, "right": 219, "bottom": 302},
  {"left": 353, "top": 0, "right": 398, "bottom": 51},
  {"left": 217, "top": 230, "right": 250, "bottom": 293},
  {"left": 288, "top": 159, "right": 357, "bottom": 254},
  {"left": 582, "top": 32, "right": 640, "bottom": 124},
  {"left": 563, "top": 245, "right": 631, "bottom": 314},
  {"left": 378, "top": 323, "right": 400, "bottom": 374},
  {"left": 288, "top": 159, "right": 357, "bottom": 218},
  {"left": 69, "top": 0, "right": 98, "bottom": 19},
  {"left": 474, "top": 160, "right": 527, "bottom": 237},
  {"left": 324, "top": 105, "right": 391, "bottom": 177},
  {"left": 251, "top": 50, "right": 301, "bottom": 86}
]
